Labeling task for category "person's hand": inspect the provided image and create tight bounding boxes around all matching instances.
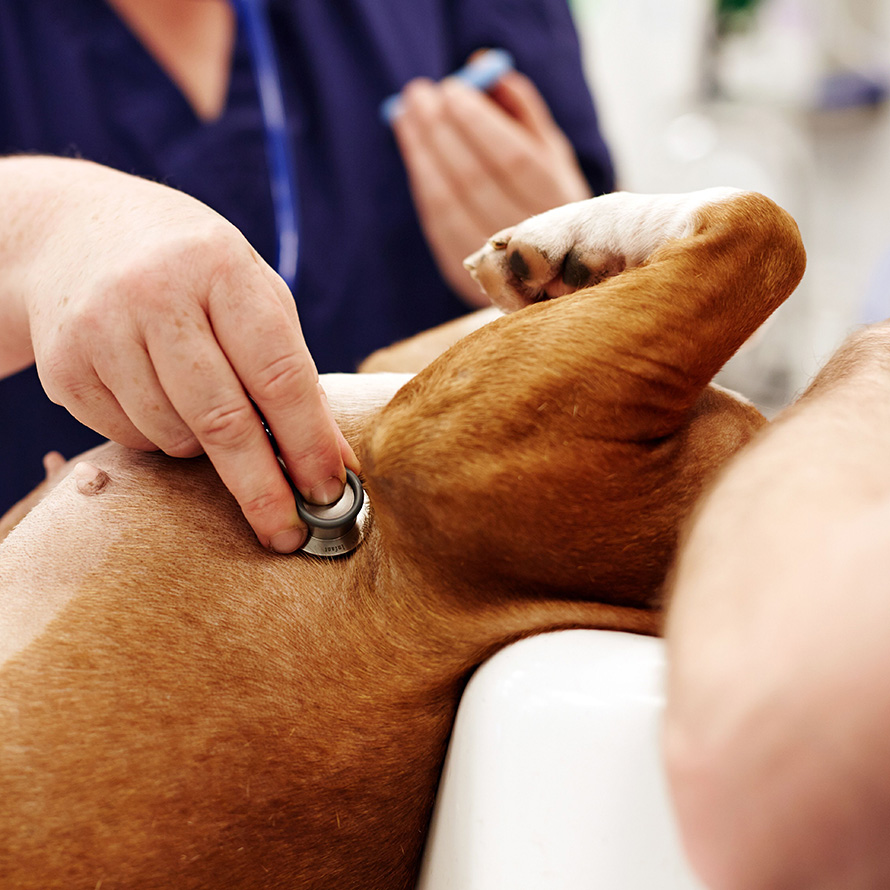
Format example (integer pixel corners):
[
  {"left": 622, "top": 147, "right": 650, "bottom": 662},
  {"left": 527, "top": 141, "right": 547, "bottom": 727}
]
[
  {"left": 391, "top": 67, "right": 593, "bottom": 305},
  {"left": 15, "top": 159, "right": 356, "bottom": 552}
]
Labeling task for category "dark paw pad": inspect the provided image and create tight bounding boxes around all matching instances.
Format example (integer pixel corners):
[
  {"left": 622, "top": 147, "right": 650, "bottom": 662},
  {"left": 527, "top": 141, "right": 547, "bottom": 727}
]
[
  {"left": 508, "top": 248, "right": 531, "bottom": 282},
  {"left": 562, "top": 249, "right": 593, "bottom": 289},
  {"left": 562, "top": 250, "right": 626, "bottom": 289}
]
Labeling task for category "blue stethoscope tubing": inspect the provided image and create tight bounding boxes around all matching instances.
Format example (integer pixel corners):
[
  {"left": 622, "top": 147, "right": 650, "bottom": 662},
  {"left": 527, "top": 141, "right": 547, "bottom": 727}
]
[{"left": 231, "top": 0, "right": 299, "bottom": 293}]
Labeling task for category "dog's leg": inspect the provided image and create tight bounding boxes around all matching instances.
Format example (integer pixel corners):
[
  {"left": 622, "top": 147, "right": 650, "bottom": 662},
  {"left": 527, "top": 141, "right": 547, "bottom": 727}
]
[
  {"left": 0, "top": 190, "right": 804, "bottom": 889},
  {"left": 364, "top": 190, "right": 805, "bottom": 607}
]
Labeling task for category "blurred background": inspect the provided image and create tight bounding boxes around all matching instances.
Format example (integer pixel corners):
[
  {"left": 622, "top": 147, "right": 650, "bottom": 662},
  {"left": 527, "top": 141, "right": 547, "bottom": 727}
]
[{"left": 568, "top": 0, "right": 890, "bottom": 412}]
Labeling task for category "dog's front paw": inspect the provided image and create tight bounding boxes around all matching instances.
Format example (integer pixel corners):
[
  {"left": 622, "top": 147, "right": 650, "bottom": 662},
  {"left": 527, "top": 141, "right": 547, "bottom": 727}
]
[{"left": 462, "top": 198, "right": 628, "bottom": 312}]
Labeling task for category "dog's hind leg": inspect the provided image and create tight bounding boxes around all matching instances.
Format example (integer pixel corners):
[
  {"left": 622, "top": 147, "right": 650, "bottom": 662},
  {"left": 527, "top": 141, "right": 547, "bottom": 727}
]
[{"left": 363, "top": 190, "right": 805, "bottom": 608}]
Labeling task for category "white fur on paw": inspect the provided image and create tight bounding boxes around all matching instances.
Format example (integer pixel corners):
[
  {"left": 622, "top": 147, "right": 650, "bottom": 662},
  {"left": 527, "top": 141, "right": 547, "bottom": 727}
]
[{"left": 463, "top": 188, "right": 743, "bottom": 312}]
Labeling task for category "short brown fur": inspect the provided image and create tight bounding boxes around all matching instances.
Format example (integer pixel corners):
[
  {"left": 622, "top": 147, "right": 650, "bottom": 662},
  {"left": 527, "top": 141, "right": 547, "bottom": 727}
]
[{"left": 0, "top": 192, "right": 805, "bottom": 888}]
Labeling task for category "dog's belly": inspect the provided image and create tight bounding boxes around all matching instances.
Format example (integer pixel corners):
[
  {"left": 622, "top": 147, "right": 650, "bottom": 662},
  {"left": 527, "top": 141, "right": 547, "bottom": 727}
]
[
  {"left": 0, "top": 434, "right": 655, "bottom": 889},
  {"left": 0, "top": 372, "right": 413, "bottom": 666},
  {"left": 0, "top": 444, "right": 134, "bottom": 665},
  {"left": 0, "top": 442, "right": 457, "bottom": 888}
]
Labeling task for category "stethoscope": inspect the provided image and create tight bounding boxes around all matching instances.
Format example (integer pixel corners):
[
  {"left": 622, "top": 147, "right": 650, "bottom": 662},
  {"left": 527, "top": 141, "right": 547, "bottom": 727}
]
[
  {"left": 228, "top": 5, "right": 511, "bottom": 556},
  {"left": 232, "top": 0, "right": 372, "bottom": 555}
]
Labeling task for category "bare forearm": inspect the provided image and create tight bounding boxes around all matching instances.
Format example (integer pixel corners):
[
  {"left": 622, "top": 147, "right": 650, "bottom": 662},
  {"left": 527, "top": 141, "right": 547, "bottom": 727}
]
[{"left": 664, "top": 322, "right": 890, "bottom": 889}]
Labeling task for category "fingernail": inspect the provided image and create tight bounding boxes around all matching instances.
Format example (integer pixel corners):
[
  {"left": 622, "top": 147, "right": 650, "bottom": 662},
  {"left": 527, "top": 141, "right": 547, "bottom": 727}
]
[
  {"left": 309, "top": 475, "right": 345, "bottom": 506},
  {"left": 270, "top": 527, "right": 307, "bottom": 554}
]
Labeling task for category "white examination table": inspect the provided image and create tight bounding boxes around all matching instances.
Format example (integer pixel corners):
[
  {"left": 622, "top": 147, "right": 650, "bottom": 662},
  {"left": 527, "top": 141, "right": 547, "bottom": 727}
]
[{"left": 417, "top": 629, "right": 705, "bottom": 889}]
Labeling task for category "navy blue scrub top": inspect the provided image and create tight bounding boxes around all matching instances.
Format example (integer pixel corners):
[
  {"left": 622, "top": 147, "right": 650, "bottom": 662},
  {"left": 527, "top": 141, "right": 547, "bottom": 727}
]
[{"left": 0, "top": 0, "right": 614, "bottom": 511}]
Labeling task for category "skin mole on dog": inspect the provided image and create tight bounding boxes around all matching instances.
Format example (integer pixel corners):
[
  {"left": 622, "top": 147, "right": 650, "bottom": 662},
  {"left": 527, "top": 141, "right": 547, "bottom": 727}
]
[{"left": 73, "top": 462, "right": 111, "bottom": 496}]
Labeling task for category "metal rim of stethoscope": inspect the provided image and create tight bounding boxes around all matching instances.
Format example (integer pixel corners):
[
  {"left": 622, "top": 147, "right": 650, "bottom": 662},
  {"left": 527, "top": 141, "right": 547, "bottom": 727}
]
[
  {"left": 293, "top": 469, "right": 365, "bottom": 530},
  {"left": 253, "top": 399, "right": 365, "bottom": 533}
]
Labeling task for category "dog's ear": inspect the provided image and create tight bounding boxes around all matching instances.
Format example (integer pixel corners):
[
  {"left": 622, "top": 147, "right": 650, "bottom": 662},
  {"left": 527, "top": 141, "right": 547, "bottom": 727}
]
[{"left": 362, "top": 192, "right": 804, "bottom": 606}]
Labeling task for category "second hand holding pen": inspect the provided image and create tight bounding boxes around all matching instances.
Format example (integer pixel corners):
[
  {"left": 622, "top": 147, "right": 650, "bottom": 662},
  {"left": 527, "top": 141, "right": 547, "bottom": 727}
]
[{"left": 379, "top": 48, "right": 516, "bottom": 125}]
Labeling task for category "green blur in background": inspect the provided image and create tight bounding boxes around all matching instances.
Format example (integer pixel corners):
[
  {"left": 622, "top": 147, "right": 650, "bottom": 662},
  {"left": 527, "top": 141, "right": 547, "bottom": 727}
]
[{"left": 568, "top": 0, "right": 763, "bottom": 17}]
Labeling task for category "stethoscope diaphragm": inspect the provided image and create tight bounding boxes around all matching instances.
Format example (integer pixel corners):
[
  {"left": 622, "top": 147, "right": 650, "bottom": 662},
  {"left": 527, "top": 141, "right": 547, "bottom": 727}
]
[{"left": 293, "top": 468, "right": 369, "bottom": 557}]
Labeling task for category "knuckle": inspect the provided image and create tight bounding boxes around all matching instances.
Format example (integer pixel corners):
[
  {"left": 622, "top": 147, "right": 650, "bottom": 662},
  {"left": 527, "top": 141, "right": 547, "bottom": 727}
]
[
  {"left": 36, "top": 345, "right": 102, "bottom": 409},
  {"left": 110, "top": 219, "right": 241, "bottom": 307},
  {"left": 91, "top": 259, "right": 180, "bottom": 333},
  {"left": 251, "top": 353, "right": 317, "bottom": 405},
  {"left": 412, "top": 84, "right": 446, "bottom": 120},
  {"left": 239, "top": 483, "right": 293, "bottom": 523},
  {"left": 191, "top": 221, "right": 244, "bottom": 281},
  {"left": 285, "top": 435, "right": 338, "bottom": 475},
  {"left": 41, "top": 365, "right": 89, "bottom": 408},
  {"left": 422, "top": 104, "right": 448, "bottom": 130},
  {"left": 58, "top": 285, "right": 126, "bottom": 347},
  {"left": 95, "top": 252, "right": 164, "bottom": 303},
  {"left": 191, "top": 398, "right": 256, "bottom": 450},
  {"left": 189, "top": 216, "right": 240, "bottom": 253},
  {"left": 399, "top": 78, "right": 434, "bottom": 112},
  {"left": 161, "top": 432, "right": 203, "bottom": 459}
]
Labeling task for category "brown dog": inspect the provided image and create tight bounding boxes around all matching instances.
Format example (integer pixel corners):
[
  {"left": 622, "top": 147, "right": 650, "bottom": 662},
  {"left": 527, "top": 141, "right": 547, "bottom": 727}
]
[{"left": 0, "top": 189, "right": 805, "bottom": 889}]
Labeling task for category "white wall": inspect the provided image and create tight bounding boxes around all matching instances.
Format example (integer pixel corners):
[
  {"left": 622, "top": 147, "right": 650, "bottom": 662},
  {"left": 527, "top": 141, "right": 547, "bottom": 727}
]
[{"left": 571, "top": 0, "right": 890, "bottom": 411}]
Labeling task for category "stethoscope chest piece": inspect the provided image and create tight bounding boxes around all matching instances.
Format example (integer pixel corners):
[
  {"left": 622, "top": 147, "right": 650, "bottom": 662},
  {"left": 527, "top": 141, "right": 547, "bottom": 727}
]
[{"left": 295, "top": 469, "right": 369, "bottom": 557}]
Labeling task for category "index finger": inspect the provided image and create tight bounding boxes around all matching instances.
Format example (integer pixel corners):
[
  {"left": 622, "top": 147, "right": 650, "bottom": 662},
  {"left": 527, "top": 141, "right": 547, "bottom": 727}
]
[
  {"left": 148, "top": 319, "right": 310, "bottom": 551},
  {"left": 147, "top": 264, "right": 346, "bottom": 551},
  {"left": 208, "top": 262, "right": 350, "bottom": 507}
]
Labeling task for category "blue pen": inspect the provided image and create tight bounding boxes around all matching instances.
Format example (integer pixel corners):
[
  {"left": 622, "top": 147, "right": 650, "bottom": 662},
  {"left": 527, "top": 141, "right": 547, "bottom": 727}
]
[{"left": 380, "top": 48, "right": 516, "bottom": 125}]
